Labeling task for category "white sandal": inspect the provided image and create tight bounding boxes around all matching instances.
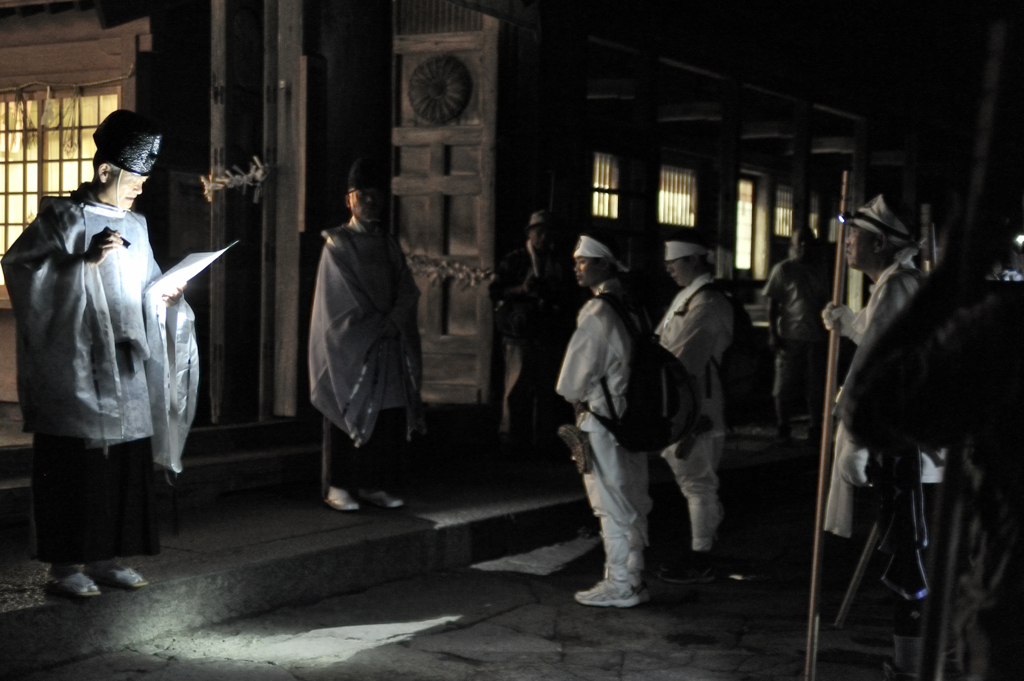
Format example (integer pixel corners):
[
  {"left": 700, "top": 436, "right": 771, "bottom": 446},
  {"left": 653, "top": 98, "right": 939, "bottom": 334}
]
[
  {"left": 47, "top": 571, "right": 101, "bottom": 598},
  {"left": 325, "top": 487, "right": 360, "bottom": 512},
  {"left": 86, "top": 563, "right": 149, "bottom": 589}
]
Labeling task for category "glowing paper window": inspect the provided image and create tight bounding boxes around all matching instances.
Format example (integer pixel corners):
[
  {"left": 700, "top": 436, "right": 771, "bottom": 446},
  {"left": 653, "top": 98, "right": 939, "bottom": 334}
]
[
  {"left": 735, "top": 179, "right": 754, "bottom": 270},
  {"left": 774, "top": 185, "right": 793, "bottom": 237},
  {"left": 591, "top": 152, "right": 620, "bottom": 219},
  {"left": 658, "top": 165, "right": 696, "bottom": 227},
  {"left": 0, "top": 90, "right": 119, "bottom": 287}
]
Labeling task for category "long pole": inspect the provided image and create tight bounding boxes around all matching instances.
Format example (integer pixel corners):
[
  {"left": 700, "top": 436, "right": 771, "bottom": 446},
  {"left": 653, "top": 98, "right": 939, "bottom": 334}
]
[{"left": 803, "top": 170, "right": 849, "bottom": 681}]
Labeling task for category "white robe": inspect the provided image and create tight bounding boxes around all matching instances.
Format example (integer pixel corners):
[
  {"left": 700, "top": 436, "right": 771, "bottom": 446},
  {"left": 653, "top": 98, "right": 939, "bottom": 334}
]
[
  {"left": 656, "top": 272, "right": 734, "bottom": 551},
  {"left": 824, "top": 256, "right": 924, "bottom": 537},
  {"left": 0, "top": 190, "right": 199, "bottom": 472}
]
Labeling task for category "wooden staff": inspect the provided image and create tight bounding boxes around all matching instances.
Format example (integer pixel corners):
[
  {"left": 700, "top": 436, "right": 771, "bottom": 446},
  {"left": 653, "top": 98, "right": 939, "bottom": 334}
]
[
  {"left": 920, "top": 204, "right": 935, "bottom": 272},
  {"left": 803, "top": 170, "right": 849, "bottom": 681}
]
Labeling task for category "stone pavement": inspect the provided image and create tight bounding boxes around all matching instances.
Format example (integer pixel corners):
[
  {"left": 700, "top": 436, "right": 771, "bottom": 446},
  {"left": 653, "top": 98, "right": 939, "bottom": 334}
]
[{"left": 0, "top": 423, "right": 895, "bottom": 680}]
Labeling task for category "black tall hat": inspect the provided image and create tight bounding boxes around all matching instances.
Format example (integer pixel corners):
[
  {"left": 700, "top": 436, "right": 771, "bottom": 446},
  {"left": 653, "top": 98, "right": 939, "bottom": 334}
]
[
  {"left": 347, "top": 157, "right": 387, "bottom": 192},
  {"left": 93, "top": 110, "right": 162, "bottom": 176}
]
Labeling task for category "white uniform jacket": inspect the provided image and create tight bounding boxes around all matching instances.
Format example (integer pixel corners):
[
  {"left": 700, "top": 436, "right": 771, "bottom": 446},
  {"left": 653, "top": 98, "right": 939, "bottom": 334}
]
[
  {"left": 657, "top": 273, "right": 734, "bottom": 436},
  {"left": 555, "top": 279, "right": 632, "bottom": 433},
  {"left": 0, "top": 190, "right": 199, "bottom": 472},
  {"left": 825, "top": 255, "right": 924, "bottom": 537}
]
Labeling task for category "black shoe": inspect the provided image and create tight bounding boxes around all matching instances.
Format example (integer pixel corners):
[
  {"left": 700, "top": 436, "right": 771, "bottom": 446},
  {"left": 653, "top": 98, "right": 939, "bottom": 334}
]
[
  {"left": 882, "top": 660, "right": 919, "bottom": 681},
  {"left": 659, "top": 563, "right": 715, "bottom": 584}
]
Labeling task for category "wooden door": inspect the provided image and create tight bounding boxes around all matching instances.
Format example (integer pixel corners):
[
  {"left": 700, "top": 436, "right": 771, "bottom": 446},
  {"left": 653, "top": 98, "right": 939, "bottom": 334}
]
[{"left": 392, "top": 0, "right": 497, "bottom": 404}]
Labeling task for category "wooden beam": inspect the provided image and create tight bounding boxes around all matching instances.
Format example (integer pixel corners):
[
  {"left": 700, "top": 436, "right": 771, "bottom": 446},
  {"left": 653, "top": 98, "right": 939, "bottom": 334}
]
[
  {"left": 208, "top": 0, "right": 227, "bottom": 424},
  {"left": 870, "top": 150, "right": 907, "bottom": 166},
  {"left": 717, "top": 78, "right": 740, "bottom": 279},
  {"left": 743, "top": 119, "right": 794, "bottom": 140},
  {"left": 258, "top": 0, "right": 278, "bottom": 421},
  {"left": 586, "top": 78, "right": 635, "bottom": 100},
  {"left": 272, "top": 0, "right": 303, "bottom": 417},
  {"left": 656, "top": 101, "right": 721, "bottom": 122},
  {"left": 792, "top": 101, "right": 811, "bottom": 236}
]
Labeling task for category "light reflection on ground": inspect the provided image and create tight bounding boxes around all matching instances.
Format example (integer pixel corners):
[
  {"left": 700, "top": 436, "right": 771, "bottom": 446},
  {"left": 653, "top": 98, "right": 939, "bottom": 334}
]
[
  {"left": 158, "top": 616, "right": 462, "bottom": 666},
  {"left": 471, "top": 536, "right": 600, "bottom": 576}
]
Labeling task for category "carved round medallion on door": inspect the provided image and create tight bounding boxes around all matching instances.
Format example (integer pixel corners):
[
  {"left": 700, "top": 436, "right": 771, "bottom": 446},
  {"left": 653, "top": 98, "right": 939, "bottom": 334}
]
[{"left": 408, "top": 55, "right": 473, "bottom": 125}]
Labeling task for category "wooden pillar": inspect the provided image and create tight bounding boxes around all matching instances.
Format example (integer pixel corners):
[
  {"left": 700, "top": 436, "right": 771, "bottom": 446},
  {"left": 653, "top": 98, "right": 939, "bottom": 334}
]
[
  {"left": 792, "top": 100, "right": 811, "bottom": 236},
  {"left": 633, "top": 45, "right": 659, "bottom": 264},
  {"left": 847, "top": 117, "right": 868, "bottom": 311},
  {"left": 273, "top": 0, "right": 304, "bottom": 416},
  {"left": 903, "top": 132, "right": 919, "bottom": 230},
  {"left": 208, "top": 0, "right": 228, "bottom": 423},
  {"left": 258, "top": 0, "right": 279, "bottom": 420},
  {"left": 717, "top": 78, "right": 740, "bottom": 279}
]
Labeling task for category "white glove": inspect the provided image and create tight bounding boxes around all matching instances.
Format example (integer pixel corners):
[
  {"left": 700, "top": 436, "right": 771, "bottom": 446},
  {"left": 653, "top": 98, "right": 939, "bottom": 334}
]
[{"left": 822, "top": 302, "right": 854, "bottom": 335}]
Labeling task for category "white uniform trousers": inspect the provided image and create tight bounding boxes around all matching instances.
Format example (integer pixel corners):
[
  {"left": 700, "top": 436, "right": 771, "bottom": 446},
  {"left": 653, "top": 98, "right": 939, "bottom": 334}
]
[
  {"left": 661, "top": 430, "right": 725, "bottom": 552},
  {"left": 582, "top": 425, "right": 652, "bottom": 586}
]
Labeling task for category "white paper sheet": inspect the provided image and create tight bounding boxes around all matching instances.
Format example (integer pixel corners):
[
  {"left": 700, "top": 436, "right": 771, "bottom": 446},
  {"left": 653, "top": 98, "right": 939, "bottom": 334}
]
[{"left": 147, "top": 240, "right": 238, "bottom": 295}]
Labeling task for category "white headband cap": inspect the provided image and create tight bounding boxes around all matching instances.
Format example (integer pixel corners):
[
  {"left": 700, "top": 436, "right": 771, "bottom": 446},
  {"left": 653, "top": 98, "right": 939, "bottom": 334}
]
[
  {"left": 665, "top": 240, "right": 715, "bottom": 263},
  {"left": 849, "top": 194, "right": 912, "bottom": 245},
  {"left": 574, "top": 235, "right": 630, "bottom": 272}
]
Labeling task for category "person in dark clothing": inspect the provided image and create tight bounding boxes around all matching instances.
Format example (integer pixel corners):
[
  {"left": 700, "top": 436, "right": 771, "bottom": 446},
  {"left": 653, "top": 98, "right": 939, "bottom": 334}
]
[
  {"left": 490, "top": 210, "right": 574, "bottom": 454},
  {"left": 762, "top": 226, "right": 830, "bottom": 444},
  {"left": 846, "top": 219, "right": 1024, "bottom": 681}
]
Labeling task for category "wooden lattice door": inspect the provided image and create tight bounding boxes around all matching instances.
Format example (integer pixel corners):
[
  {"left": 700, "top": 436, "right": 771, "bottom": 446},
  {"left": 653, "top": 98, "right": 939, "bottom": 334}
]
[{"left": 392, "top": 0, "right": 497, "bottom": 404}]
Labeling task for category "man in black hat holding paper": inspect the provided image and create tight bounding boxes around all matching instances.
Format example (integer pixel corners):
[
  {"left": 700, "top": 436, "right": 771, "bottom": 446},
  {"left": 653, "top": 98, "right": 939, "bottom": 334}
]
[{"left": 1, "top": 110, "right": 198, "bottom": 598}]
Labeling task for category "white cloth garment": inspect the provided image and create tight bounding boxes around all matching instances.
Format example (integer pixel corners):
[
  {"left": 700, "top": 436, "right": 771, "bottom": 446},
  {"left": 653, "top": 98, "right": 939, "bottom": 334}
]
[
  {"left": 0, "top": 189, "right": 199, "bottom": 472},
  {"left": 308, "top": 217, "right": 425, "bottom": 446},
  {"left": 556, "top": 278, "right": 650, "bottom": 584},
  {"left": 824, "top": 258, "right": 923, "bottom": 537},
  {"left": 573, "top": 235, "right": 630, "bottom": 272},
  {"left": 665, "top": 240, "right": 714, "bottom": 263},
  {"left": 556, "top": 279, "right": 632, "bottom": 433},
  {"left": 655, "top": 272, "right": 734, "bottom": 550}
]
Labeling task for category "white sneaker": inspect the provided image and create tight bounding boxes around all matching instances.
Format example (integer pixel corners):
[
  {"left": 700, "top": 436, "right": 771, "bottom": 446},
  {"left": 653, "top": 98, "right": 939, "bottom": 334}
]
[
  {"left": 574, "top": 579, "right": 649, "bottom": 608},
  {"left": 358, "top": 489, "right": 404, "bottom": 509}
]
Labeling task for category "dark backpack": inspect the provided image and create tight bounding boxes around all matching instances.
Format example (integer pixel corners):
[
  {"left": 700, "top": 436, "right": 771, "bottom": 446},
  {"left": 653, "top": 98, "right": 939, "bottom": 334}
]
[
  {"left": 683, "top": 283, "right": 758, "bottom": 408},
  {"left": 590, "top": 293, "right": 701, "bottom": 453}
]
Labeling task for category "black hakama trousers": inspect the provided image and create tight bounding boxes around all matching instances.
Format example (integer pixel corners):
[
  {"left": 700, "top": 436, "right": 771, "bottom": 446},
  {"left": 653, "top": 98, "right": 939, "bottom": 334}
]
[
  {"left": 31, "top": 434, "right": 160, "bottom": 564},
  {"left": 323, "top": 408, "right": 406, "bottom": 494}
]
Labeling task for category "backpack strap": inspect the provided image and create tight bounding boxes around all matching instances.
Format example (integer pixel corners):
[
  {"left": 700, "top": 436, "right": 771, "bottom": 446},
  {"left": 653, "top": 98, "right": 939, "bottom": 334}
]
[
  {"left": 674, "top": 282, "right": 722, "bottom": 399},
  {"left": 591, "top": 292, "right": 644, "bottom": 424},
  {"left": 675, "top": 281, "right": 717, "bottom": 318}
]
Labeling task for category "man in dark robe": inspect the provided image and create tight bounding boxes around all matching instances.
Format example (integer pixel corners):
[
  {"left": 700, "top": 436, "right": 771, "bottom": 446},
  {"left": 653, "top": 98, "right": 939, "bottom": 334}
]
[
  {"left": 490, "top": 210, "right": 574, "bottom": 455},
  {"left": 308, "top": 158, "right": 425, "bottom": 512}
]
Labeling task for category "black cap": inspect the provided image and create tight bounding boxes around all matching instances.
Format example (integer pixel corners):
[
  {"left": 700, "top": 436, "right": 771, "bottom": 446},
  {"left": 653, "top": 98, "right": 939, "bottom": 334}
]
[
  {"left": 347, "top": 157, "right": 387, "bottom": 192},
  {"left": 93, "top": 110, "right": 161, "bottom": 176}
]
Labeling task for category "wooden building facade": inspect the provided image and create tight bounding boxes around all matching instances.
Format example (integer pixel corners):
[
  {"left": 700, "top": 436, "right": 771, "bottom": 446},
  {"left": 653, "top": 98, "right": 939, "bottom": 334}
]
[{"left": 0, "top": 0, "right": 986, "bottom": 432}]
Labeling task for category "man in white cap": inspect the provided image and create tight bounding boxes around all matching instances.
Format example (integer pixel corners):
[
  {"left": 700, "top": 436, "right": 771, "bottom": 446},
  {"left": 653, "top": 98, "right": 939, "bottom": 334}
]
[
  {"left": 655, "top": 231, "right": 733, "bottom": 583},
  {"left": 821, "top": 194, "right": 933, "bottom": 680},
  {"left": 556, "top": 230, "right": 652, "bottom": 607},
  {"left": 1, "top": 110, "right": 197, "bottom": 598}
]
